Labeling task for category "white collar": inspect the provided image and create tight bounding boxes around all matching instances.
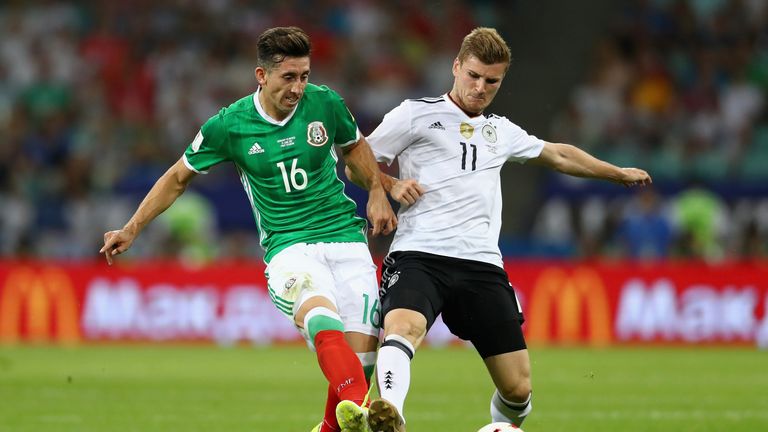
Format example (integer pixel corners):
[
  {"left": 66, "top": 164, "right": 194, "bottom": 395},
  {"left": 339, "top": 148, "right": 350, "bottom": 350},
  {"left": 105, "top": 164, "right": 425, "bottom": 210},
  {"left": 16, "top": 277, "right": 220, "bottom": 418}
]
[
  {"left": 253, "top": 87, "right": 299, "bottom": 126},
  {"left": 443, "top": 93, "right": 486, "bottom": 121}
]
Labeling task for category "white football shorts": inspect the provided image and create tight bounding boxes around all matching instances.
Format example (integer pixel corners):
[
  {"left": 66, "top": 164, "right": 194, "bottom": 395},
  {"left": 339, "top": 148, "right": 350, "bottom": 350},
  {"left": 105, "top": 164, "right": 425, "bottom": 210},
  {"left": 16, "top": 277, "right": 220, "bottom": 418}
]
[{"left": 265, "top": 242, "right": 381, "bottom": 345}]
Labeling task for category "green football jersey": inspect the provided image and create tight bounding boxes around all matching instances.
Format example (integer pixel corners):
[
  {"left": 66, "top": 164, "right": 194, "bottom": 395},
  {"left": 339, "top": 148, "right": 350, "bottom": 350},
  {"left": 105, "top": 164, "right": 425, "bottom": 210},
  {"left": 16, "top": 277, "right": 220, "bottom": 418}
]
[{"left": 183, "top": 83, "right": 367, "bottom": 263}]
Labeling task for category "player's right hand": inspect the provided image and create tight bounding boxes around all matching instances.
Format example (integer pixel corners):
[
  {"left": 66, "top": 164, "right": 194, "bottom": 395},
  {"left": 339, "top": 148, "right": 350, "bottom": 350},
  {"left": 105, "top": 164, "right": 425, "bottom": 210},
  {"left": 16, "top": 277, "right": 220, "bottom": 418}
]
[
  {"left": 390, "top": 179, "right": 425, "bottom": 206},
  {"left": 99, "top": 229, "right": 136, "bottom": 266},
  {"left": 618, "top": 167, "right": 652, "bottom": 187},
  {"left": 367, "top": 188, "right": 397, "bottom": 236}
]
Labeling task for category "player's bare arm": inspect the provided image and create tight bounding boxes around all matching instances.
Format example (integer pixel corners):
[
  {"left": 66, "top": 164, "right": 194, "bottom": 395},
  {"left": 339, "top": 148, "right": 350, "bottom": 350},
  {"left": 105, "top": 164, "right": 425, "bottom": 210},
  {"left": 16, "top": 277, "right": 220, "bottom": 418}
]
[
  {"left": 344, "top": 165, "right": 425, "bottom": 206},
  {"left": 341, "top": 137, "right": 397, "bottom": 236},
  {"left": 99, "top": 158, "right": 197, "bottom": 265},
  {"left": 530, "top": 142, "right": 652, "bottom": 187}
]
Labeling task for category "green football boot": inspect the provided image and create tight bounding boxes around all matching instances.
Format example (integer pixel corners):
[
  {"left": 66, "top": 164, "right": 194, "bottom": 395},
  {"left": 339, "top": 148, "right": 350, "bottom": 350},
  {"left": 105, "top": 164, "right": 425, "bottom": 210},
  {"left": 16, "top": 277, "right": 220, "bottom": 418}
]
[{"left": 336, "top": 400, "right": 371, "bottom": 432}]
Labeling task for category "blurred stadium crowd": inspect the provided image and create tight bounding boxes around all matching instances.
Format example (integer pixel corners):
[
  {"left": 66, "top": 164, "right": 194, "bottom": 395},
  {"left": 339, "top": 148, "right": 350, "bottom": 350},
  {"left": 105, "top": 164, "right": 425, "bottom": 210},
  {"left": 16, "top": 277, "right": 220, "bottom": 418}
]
[
  {"left": 534, "top": 0, "right": 768, "bottom": 261},
  {"left": 0, "top": 0, "right": 766, "bottom": 261},
  {"left": 0, "top": 0, "right": 489, "bottom": 260}
]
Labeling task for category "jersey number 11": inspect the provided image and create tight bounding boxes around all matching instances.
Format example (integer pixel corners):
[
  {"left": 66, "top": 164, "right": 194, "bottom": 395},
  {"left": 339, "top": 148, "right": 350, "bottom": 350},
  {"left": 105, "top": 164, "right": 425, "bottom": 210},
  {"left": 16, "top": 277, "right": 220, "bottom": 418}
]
[{"left": 460, "top": 142, "right": 477, "bottom": 171}]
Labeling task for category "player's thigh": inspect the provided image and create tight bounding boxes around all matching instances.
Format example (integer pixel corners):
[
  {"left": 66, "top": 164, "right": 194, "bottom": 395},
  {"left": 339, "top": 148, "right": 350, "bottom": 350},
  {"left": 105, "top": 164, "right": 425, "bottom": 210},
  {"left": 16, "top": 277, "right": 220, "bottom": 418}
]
[
  {"left": 265, "top": 243, "right": 338, "bottom": 326},
  {"left": 378, "top": 252, "right": 445, "bottom": 332},
  {"left": 324, "top": 242, "right": 382, "bottom": 338},
  {"left": 443, "top": 278, "right": 526, "bottom": 358},
  {"left": 483, "top": 349, "right": 532, "bottom": 400}
]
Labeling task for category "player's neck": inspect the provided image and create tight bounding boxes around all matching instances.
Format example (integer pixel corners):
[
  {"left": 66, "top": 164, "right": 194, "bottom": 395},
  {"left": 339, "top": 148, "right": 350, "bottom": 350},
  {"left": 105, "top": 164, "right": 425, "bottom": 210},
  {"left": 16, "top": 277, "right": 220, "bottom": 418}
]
[
  {"left": 257, "top": 88, "right": 290, "bottom": 122},
  {"left": 447, "top": 91, "right": 482, "bottom": 118}
]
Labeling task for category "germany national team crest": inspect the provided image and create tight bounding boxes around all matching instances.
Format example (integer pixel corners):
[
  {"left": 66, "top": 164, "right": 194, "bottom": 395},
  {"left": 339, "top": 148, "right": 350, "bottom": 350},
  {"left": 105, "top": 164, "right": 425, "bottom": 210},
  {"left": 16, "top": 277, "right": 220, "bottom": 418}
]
[
  {"left": 307, "top": 121, "right": 329, "bottom": 146},
  {"left": 460, "top": 122, "right": 474, "bottom": 139},
  {"left": 482, "top": 124, "right": 497, "bottom": 143}
]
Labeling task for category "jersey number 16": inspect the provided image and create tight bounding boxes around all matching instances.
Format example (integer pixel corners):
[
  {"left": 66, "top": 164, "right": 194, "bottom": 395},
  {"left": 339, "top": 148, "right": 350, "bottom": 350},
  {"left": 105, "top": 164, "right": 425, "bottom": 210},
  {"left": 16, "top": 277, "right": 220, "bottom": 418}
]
[{"left": 276, "top": 158, "right": 308, "bottom": 192}]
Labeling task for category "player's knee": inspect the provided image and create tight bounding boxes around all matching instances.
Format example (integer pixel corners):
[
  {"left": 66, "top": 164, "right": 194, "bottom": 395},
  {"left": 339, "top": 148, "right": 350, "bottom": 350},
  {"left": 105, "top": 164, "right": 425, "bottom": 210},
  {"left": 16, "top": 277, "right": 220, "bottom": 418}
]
[
  {"left": 383, "top": 309, "right": 427, "bottom": 345},
  {"left": 294, "top": 295, "right": 337, "bottom": 328},
  {"left": 385, "top": 320, "right": 426, "bottom": 344},
  {"left": 302, "top": 306, "right": 344, "bottom": 342},
  {"left": 498, "top": 379, "right": 532, "bottom": 404}
]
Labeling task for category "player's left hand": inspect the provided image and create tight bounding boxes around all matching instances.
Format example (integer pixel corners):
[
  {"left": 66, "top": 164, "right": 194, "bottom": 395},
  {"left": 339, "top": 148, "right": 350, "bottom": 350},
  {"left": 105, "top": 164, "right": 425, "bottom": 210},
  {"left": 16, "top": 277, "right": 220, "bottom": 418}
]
[
  {"left": 618, "top": 168, "right": 652, "bottom": 187},
  {"left": 367, "top": 187, "right": 397, "bottom": 236},
  {"left": 390, "top": 179, "right": 425, "bottom": 206}
]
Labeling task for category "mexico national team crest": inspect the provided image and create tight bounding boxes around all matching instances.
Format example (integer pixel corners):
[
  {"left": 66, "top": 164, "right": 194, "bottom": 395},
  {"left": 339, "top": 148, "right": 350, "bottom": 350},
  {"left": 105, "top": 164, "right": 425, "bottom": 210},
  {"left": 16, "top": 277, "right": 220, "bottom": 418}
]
[
  {"left": 307, "top": 121, "right": 329, "bottom": 146},
  {"left": 482, "top": 124, "right": 497, "bottom": 143},
  {"left": 460, "top": 122, "right": 474, "bottom": 139}
]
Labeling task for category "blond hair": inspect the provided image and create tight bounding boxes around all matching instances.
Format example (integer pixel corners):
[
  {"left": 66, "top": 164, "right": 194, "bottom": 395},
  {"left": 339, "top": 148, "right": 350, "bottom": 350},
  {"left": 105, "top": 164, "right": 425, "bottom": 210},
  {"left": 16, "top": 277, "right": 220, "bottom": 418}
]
[{"left": 457, "top": 27, "right": 511, "bottom": 69}]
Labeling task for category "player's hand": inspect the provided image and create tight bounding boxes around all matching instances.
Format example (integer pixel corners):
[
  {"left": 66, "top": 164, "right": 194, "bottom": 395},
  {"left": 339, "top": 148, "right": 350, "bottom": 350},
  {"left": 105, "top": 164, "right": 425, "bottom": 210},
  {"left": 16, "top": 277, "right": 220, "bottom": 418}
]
[
  {"left": 618, "top": 168, "right": 652, "bottom": 188},
  {"left": 390, "top": 179, "right": 425, "bottom": 206},
  {"left": 99, "top": 228, "right": 136, "bottom": 265},
  {"left": 367, "top": 187, "right": 397, "bottom": 236}
]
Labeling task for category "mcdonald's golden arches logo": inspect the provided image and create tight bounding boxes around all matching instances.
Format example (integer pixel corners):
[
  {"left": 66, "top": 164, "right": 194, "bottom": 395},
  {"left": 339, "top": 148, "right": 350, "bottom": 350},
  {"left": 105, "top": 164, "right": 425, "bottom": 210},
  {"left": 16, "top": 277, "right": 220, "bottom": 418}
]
[
  {"left": 0, "top": 267, "right": 80, "bottom": 344},
  {"left": 527, "top": 267, "right": 611, "bottom": 346}
]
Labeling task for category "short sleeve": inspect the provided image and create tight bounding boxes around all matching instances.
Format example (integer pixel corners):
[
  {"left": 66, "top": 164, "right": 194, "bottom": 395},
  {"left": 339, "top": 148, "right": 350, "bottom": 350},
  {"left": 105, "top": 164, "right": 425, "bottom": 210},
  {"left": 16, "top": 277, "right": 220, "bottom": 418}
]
[
  {"left": 329, "top": 90, "right": 360, "bottom": 147},
  {"left": 366, "top": 101, "right": 412, "bottom": 165},
  {"left": 183, "top": 111, "right": 229, "bottom": 174},
  {"left": 499, "top": 117, "right": 546, "bottom": 163}
]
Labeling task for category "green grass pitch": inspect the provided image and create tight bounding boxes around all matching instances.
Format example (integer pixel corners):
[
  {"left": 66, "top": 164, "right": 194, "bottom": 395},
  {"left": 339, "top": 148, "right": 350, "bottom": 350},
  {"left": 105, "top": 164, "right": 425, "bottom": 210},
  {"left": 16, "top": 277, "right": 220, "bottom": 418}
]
[{"left": 0, "top": 345, "right": 766, "bottom": 431}]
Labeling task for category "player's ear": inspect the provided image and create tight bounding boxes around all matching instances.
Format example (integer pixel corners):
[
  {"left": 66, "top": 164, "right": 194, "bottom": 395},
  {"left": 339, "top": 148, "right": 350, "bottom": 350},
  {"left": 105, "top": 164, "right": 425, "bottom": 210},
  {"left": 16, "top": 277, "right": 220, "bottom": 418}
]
[
  {"left": 452, "top": 58, "right": 460, "bottom": 77},
  {"left": 255, "top": 67, "right": 267, "bottom": 86}
]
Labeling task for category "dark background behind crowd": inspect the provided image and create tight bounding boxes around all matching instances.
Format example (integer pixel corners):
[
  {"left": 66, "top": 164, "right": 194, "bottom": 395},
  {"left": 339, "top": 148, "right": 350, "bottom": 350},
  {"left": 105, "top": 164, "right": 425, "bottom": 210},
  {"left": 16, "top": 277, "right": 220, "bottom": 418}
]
[{"left": 1, "top": 0, "right": 766, "bottom": 262}]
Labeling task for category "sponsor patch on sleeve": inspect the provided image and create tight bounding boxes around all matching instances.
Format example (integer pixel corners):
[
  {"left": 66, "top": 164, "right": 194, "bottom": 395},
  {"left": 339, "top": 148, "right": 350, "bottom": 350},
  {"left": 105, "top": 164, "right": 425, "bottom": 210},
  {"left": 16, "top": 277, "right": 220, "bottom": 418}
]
[{"left": 191, "top": 130, "right": 204, "bottom": 152}]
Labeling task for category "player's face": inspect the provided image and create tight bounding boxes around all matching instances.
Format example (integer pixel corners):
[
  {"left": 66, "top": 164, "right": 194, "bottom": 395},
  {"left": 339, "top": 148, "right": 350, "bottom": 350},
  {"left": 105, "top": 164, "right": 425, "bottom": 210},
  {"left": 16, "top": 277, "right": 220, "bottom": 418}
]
[
  {"left": 255, "top": 56, "right": 310, "bottom": 120},
  {"left": 450, "top": 55, "right": 507, "bottom": 115}
]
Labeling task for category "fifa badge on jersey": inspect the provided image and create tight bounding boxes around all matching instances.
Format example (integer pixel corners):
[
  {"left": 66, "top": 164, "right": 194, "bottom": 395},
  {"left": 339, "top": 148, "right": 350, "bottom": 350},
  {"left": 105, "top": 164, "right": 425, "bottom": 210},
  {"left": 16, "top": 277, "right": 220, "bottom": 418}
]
[
  {"left": 482, "top": 124, "right": 497, "bottom": 143},
  {"left": 307, "top": 121, "right": 329, "bottom": 146},
  {"left": 460, "top": 122, "right": 474, "bottom": 139}
]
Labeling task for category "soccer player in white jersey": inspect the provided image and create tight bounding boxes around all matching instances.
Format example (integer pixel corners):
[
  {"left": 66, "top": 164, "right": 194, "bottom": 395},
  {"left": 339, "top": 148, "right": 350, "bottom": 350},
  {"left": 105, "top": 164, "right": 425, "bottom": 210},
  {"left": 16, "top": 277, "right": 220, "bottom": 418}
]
[
  {"left": 99, "top": 27, "right": 415, "bottom": 432},
  {"left": 352, "top": 28, "right": 651, "bottom": 432}
]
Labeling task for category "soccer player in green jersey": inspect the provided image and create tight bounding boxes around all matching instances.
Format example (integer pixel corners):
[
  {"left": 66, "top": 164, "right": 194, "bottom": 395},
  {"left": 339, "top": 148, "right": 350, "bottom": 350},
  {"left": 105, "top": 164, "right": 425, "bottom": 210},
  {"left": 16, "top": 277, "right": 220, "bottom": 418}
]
[{"left": 100, "top": 27, "right": 417, "bottom": 432}]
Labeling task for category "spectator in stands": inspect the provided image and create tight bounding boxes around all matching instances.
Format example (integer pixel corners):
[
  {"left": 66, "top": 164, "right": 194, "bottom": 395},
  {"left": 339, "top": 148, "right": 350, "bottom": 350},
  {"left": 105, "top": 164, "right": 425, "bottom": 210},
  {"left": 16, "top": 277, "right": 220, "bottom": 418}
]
[
  {"left": 673, "top": 183, "right": 729, "bottom": 260},
  {"left": 616, "top": 188, "right": 674, "bottom": 259},
  {"left": 2, "top": 0, "right": 767, "bottom": 260}
]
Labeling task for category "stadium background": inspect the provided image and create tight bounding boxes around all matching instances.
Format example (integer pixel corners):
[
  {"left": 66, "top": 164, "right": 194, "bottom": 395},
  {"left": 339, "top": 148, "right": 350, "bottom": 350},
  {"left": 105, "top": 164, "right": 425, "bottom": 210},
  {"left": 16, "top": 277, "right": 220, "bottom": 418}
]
[{"left": 1, "top": 1, "right": 767, "bottom": 431}]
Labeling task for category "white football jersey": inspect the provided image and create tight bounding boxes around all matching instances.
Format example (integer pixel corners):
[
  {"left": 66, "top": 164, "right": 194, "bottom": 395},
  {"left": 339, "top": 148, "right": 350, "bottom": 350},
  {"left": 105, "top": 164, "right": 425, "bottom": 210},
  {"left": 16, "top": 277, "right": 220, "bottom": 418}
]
[{"left": 368, "top": 94, "right": 545, "bottom": 268}]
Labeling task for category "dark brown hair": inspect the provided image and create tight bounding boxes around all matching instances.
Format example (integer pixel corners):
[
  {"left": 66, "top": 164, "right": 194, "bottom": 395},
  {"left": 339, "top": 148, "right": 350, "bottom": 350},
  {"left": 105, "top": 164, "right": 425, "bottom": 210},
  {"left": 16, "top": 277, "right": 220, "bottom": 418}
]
[
  {"left": 457, "top": 27, "right": 511, "bottom": 70},
  {"left": 256, "top": 26, "right": 311, "bottom": 70}
]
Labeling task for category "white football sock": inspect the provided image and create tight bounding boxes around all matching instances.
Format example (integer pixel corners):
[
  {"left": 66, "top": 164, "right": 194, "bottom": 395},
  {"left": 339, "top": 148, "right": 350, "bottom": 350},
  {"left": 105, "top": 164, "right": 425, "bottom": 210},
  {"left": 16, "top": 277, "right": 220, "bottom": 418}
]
[
  {"left": 375, "top": 334, "right": 415, "bottom": 421},
  {"left": 490, "top": 390, "right": 532, "bottom": 426}
]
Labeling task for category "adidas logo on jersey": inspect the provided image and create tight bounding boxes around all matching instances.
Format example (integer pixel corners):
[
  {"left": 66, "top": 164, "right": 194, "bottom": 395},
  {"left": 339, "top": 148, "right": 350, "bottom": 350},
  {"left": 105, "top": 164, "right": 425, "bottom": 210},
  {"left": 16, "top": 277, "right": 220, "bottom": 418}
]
[
  {"left": 248, "top": 142, "right": 264, "bottom": 155},
  {"left": 428, "top": 121, "right": 445, "bottom": 130}
]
